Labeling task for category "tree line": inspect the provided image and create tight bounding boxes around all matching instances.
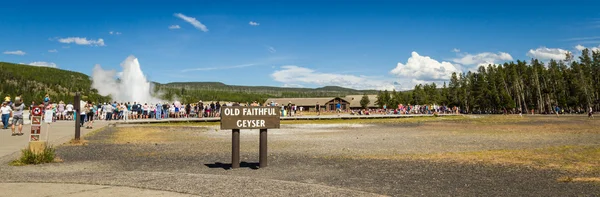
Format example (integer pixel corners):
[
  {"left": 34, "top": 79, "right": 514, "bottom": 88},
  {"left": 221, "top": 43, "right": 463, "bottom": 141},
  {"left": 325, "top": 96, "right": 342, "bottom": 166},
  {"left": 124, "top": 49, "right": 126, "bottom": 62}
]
[
  {"left": 375, "top": 48, "right": 600, "bottom": 114},
  {"left": 0, "top": 62, "right": 110, "bottom": 105}
]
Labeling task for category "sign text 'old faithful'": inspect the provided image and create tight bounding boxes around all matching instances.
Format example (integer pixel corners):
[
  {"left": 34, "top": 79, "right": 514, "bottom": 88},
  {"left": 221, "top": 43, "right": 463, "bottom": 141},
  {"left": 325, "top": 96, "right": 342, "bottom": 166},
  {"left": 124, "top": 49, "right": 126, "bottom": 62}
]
[{"left": 220, "top": 106, "right": 280, "bottom": 130}]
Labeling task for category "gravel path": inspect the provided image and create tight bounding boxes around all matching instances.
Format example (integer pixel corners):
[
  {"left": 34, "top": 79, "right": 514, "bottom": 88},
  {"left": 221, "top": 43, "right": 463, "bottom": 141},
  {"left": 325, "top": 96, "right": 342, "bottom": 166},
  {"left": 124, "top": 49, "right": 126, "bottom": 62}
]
[{"left": 2, "top": 116, "right": 599, "bottom": 196}]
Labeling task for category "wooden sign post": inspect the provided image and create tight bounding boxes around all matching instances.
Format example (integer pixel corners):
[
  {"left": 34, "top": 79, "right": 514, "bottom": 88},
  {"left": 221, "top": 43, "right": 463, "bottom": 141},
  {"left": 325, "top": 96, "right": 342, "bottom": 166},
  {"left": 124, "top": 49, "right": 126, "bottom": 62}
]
[
  {"left": 220, "top": 106, "right": 280, "bottom": 169},
  {"left": 74, "top": 92, "right": 81, "bottom": 140},
  {"left": 29, "top": 106, "right": 44, "bottom": 153}
]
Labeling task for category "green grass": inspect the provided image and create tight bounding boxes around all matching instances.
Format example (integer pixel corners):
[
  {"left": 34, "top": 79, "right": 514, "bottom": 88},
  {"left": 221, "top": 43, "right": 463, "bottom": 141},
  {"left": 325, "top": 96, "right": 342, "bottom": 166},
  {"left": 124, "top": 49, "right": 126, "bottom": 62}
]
[{"left": 10, "top": 146, "right": 58, "bottom": 166}]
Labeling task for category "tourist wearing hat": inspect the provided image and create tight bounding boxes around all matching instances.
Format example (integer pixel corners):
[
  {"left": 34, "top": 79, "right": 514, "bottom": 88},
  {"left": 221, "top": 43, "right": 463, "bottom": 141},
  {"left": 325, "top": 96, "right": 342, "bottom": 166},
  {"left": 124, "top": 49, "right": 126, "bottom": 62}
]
[
  {"left": 11, "top": 96, "right": 25, "bottom": 136},
  {"left": 1, "top": 102, "right": 12, "bottom": 129}
]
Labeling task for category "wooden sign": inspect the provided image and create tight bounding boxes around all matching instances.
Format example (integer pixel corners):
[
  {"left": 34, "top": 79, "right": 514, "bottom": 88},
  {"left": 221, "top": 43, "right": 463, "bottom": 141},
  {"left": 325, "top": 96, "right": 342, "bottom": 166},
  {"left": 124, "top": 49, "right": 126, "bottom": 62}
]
[
  {"left": 220, "top": 106, "right": 280, "bottom": 130},
  {"left": 32, "top": 107, "right": 42, "bottom": 116},
  {"left": 30, "top": 116, "right": 42, "bottom": 142},
  {"left": 31, "top": 116, "right": 41, "bottom": 125},
  {"left": 31, "top": 125, "right": 41, "bottom": 134}
]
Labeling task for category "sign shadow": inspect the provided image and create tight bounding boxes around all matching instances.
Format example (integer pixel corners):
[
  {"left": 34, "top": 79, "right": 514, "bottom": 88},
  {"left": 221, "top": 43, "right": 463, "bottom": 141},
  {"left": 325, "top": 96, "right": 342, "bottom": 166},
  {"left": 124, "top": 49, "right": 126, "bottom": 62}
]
[{"left": 204, "top": 162, "right": 260, "bottom": 170}]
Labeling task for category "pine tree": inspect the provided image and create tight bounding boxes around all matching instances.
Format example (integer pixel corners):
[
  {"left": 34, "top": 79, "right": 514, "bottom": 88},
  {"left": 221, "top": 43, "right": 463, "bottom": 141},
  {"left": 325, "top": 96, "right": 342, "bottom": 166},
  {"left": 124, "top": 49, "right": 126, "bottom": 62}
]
[{"left": 360, "top": 94, "right": 370, "bottom": 109}]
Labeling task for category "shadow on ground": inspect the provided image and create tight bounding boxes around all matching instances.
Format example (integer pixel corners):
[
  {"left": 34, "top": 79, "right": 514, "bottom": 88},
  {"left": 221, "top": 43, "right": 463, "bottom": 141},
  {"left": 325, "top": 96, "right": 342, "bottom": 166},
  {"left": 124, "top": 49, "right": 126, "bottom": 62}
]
[{"left": 205, "top": 162, "right": 260, "bottom": 170}]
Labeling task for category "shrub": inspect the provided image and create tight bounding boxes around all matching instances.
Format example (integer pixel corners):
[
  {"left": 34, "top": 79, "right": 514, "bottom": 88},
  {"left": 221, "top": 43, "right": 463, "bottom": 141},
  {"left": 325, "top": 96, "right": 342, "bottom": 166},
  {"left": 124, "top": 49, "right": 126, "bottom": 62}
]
[
  {"left": 10, "top": 146, "right": 56, "bottom": 166},
  {"left": 433, "top": 112, "right": 439, "bottom": 117}
]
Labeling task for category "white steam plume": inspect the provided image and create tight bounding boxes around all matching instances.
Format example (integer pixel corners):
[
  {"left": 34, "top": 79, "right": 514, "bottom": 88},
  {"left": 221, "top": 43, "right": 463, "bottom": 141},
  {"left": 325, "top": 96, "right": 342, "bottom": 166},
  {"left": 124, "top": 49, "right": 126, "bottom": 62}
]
[{"left": 92, "top": 55, "right": 161, "bottom": 103}]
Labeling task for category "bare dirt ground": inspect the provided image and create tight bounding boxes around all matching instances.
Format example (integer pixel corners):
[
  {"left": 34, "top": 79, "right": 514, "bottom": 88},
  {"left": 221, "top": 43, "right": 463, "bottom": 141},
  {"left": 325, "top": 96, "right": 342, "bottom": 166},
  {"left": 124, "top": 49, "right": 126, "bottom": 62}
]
[{"left": 1, "top": 115, "right": 599, "bottom": 196}]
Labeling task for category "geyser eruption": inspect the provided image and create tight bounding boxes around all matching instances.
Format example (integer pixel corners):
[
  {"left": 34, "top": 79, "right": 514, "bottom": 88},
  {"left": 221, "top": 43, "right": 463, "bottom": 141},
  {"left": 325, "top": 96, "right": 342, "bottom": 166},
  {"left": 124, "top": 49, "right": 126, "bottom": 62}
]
[{"left": 92, "top": 55, "right": 161, "bottom": 103}]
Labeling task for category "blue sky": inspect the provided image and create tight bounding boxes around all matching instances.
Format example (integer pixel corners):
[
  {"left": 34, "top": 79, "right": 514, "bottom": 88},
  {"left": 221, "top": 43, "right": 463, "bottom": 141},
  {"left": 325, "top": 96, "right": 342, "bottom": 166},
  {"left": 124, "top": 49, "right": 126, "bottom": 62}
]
[{"left": 2, "top": 0, "right": 600, "bottom": 90}]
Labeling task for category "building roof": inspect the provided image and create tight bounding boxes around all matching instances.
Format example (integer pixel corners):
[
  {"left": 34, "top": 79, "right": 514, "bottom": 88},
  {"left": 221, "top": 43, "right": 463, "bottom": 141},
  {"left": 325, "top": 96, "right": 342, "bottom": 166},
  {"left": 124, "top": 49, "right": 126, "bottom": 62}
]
[
  {"left": 265, "top": 97, "right": 348, "bottom": 106},
  {"left": 345, "top": 95, "right": 378, "bottom": 108}
]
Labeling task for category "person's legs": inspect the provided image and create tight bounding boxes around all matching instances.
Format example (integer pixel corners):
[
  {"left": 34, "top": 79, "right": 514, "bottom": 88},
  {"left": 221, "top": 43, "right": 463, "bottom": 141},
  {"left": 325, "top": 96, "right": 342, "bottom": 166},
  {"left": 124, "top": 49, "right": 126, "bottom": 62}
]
[
  {"left": 1, "top": 114, "right": 8, "bottom": 129},
  {"left": 80, "top": 114, "right": 85, "bottom": 127},
  {"left": 12, "top": 117, "right": 23, "bottom": 135}
]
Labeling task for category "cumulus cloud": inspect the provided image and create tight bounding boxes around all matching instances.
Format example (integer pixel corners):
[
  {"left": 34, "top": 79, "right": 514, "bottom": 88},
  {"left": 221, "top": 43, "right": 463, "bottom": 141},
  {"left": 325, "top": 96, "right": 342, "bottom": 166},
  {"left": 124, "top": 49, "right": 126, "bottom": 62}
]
[
  {"left": 48, "top": 49, "right": 58, "bottom": 53},
  {"left": 575, "top": 44, "right": 600, "bottom": 52},
  {"left": 27, "top": 61, "right": 58, "bottom": 68},
  {"left": 452, "top": 52, "right": 513, "bottom": 67},
  {"left": 169, "top": 25, "right": 181, "bottom": 29},
  {"left": 3, "top": 50, "right": 26, "bottom": 55},
  {"left": 272, "top": 65, "right": 396, "bottom": 90},
  {"left": 249, "top": 21, "right": 260, "bottom": 26},
  {"left": 391, "top": 52, "right": 460, "bottom": 82},
  {"left": 526, "top": 47, "right": 569, "bottom": 60},
  {"left": 58, "top": 37, "right": 105, "bottom": 46},
  {"left": 174, "top": 13, "right": 208, "bottom": 32}
]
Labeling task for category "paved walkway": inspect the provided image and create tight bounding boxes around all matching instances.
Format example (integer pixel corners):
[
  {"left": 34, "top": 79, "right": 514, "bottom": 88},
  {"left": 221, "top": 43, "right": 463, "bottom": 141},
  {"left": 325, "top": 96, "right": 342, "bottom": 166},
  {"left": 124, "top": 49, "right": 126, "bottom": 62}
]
[
  {"left": 0, "top": 183, "right": 196, "bottom": 197},
  {"left": 0, "top": 111, "right": 109, "bottom": 159}
]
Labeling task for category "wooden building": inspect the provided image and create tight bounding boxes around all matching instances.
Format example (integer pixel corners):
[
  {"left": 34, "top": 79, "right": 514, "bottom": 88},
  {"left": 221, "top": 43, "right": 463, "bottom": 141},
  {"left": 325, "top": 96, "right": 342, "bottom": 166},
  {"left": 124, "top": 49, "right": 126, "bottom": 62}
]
[
  {"left": 344, "top": 95, "right": 379, "bottom": 110},
  {"left": 265, "top": 97, "right": 351, "bottom": 111}
]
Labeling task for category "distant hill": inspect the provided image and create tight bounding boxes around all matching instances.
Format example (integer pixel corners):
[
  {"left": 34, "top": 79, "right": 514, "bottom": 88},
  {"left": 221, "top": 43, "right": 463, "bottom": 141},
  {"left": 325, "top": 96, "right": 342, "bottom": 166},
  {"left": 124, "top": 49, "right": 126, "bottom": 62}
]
[
  {"left": 0, "top": 61, "right": 379, "bottom": 104},
  {"left": 0, "top": 62, "right": 109, "bottom": 104},
  {"left": 154, "top": 82, "right": 380, "bottom": 103}
]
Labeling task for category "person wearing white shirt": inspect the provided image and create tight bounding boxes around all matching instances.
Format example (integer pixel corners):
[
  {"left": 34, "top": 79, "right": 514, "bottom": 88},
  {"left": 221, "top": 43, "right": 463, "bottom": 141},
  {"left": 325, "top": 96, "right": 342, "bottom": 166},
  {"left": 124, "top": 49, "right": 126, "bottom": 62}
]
[
  {"left": 1, "top": 102, "right": 13, "bottom": 129},
  {"left": 66, "top": 103, "right": 74, "bottom": 120}
]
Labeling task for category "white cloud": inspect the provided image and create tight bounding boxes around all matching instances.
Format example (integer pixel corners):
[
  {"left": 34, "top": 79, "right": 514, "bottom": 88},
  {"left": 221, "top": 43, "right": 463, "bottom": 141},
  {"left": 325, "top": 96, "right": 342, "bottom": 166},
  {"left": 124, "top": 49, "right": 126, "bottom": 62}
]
[
  {"left": 272, "top": 65, "right": 396, "bottom": 90},
  {"left": 526, "top": 47, "right": 569, "bottom": 60},
  {"left": 58, "top": 37, "right": 105, "bottom": 46},
  {"left": 3, "top": 50, "right": 26, "bottom": 55},
  {"left": 109, "top": 31, "right": 122, "bottom": 35},
  {"left": 391, "top": 52, "right": 460, "bottom": 82},
  {"left": 267, "top": 46, "right": 276, "bottom": 53},
  {"left": 249, "top": 21, "right": 260, "bottom": 26},
  {"left": 169, "top": 25, "right": 181, "bottom": 29},
  {"left": 575, "top": 44, "right": 600, "bottom": 52},
  {"left": 27, "top": 61, "right": 57, "bottom": 68},
  {"left": 452, "top": 48, "right": 460, "bottom": 53},
  {"left": 174, "top": 13, "right": 208, "bottom": 32},
  {"left": 48, "top": 49, "right": 58, "bottom": 53},
  {"left": 452, "top": 52, "right": 513, "bottom": 67},
  {"left": 4, "top": 50, "right": 26, "bottom": 55}
]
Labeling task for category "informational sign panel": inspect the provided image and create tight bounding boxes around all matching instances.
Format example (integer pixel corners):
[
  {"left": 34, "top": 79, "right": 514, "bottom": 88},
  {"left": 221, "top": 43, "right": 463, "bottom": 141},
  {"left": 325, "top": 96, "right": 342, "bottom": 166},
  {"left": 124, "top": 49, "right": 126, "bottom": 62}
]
[
  {"left": 31, "top": 116, "right": 41, "bottom": 125},
  {"left": 30, "top": 115, "right": 42, "bottom": 142},
  {"left": 32, "top": 107, "right": 42, "bottom": 116},
  {"left": 220, "top": 106, "right": 280, "bottom": 130}
]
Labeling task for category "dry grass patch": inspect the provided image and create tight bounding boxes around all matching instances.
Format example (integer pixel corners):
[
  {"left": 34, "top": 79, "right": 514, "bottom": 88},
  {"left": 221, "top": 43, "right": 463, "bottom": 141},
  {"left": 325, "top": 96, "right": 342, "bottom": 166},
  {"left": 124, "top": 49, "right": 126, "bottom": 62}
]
[
  {"left": 357, "top": 145, "right": 600, "bottom": 174},
  {"left": 111, "top": 127, "right": 205, "bottom": 144}
]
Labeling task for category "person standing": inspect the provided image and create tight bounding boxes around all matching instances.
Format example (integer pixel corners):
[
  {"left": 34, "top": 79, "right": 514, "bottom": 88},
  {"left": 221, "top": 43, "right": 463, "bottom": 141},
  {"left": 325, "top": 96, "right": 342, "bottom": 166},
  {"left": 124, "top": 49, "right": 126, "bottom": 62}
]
[
  {"left": 315, "top": 102, "right": 321, "bottom": 116},
  {"left": 155, "top": 103, "right": 161, "bottom": 120},
  {"left": 85, "top": 101, "right": 94, "bottom": 128},
  {"left": 43, "top": 94, "right": 50, "bottom": 106},
  {"left": 105, "top": 103, "right": 113, "bottom": 121},
  {"left": 1, "top": 102, "right": 12, "bottom": 129},
  {"left": 336, "top": 102, "right": 342, "bottom": 116},
  {"left": 555, "top": 106, "right": 560, "bottom": 118},
  {"left": 66, "top": 102, "right": 74, "bottom": 120},
  {"left": 11, "top": 97, "right": 25, "bottom": 136},
  {"left": 589, "top": 107, "right": 594, "bottom": 119}
]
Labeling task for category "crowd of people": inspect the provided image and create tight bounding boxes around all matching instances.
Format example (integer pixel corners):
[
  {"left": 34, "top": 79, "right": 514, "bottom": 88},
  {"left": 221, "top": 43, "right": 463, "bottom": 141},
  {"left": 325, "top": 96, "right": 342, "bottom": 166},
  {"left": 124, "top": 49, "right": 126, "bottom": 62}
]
[{"left": 1, "top": 93, "right": 595, "bottom": 134}]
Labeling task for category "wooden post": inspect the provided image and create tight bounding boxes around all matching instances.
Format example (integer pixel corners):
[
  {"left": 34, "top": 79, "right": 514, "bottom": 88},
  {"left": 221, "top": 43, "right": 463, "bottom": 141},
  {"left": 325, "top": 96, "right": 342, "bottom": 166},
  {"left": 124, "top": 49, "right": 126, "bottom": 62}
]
[
  {"left": 74, "top": 92, "right": 81, "bottom": 140},
  {"left": 259, "top": 129, "right": 268, "bottom": 168},
  {"left": 232, "top": 129, "right": 240, "bottom": 169}
]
